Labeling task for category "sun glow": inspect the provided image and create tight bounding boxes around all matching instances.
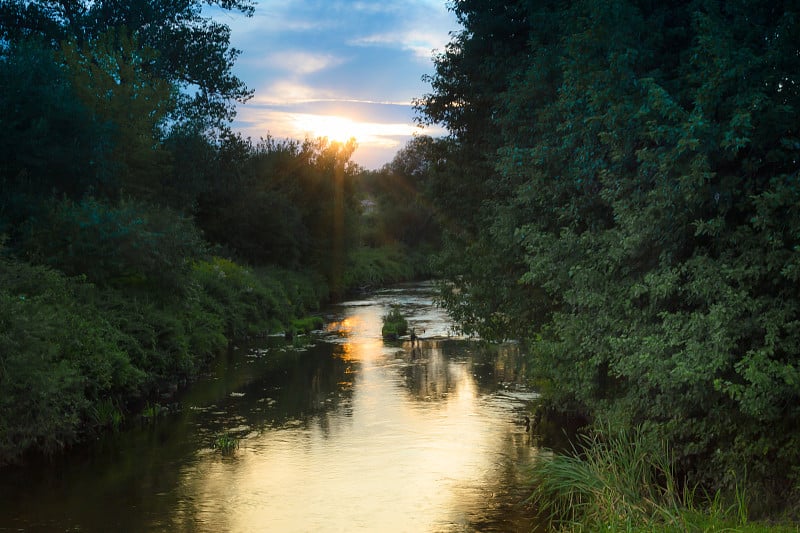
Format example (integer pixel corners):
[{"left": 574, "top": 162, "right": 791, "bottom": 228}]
[{"left": 292, "top": 113, "right": 361, "bottom": 143}]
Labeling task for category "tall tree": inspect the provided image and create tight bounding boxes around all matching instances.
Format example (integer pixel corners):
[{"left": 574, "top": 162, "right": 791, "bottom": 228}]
[
  {"left": 0, "top": 0, "right": 254, "bottom": 127},
  {"left": 0, "top": 39, "right": 108, "bottom": 226},
  {"left": 420, "top": 0, "right": 800, "bottom": 497},
  {"left": 416, "top": 0, "right": 544, "bottom": 341}
]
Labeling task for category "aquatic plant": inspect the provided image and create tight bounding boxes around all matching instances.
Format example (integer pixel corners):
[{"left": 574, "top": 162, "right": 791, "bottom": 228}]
[
  {"left": 141, "top": 402, "right": 165, "bottom": 422},
  {"left": 91, "top": 399, "right": 125, "bottom": 431},
  {"left": 381, "top": 306, "right": 408, "bottom": 339},
  {"left": 212, "top": 432, "right": 239, "bottom": 454},
  {"left": 291, "top": 315, "right": 324, "bottom": 335}
]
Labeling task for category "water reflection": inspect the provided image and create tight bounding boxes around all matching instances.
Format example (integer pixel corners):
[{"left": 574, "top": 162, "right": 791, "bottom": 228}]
[
  {"left": 0, "top": 284, "right": 539, "bottom": 532},
  {"left": 173, "top": 287, "right": 538, "bottom": 532}
]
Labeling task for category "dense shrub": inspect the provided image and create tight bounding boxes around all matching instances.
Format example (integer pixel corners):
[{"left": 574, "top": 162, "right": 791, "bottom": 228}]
[
  {"left": 192, "top": 257, "right": 293, "bottom": 337},
  {"left": 0, "top": 257, "right": 144, "bottom": 464},
  {"left": 344, "top": 245, "right": 416, "bottom": 291},
  {"left": 0, "top": 248, "right": 326, "bottom": 465},
  {"left": 381, "top": 307, "right": 409, "bottom": 339},
  {"left": 20, "top": 197, "right": 206, "bottom": 293}
]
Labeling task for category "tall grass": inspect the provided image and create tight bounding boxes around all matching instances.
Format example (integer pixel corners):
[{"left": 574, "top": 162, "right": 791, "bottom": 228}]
[{"left": 526, "top": 425, "right": 761, "bottom": 532}]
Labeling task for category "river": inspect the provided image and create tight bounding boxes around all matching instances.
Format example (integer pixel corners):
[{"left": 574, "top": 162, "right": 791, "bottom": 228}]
[{"left": 0, "top": 282, "right": 542, "bottom": 532}]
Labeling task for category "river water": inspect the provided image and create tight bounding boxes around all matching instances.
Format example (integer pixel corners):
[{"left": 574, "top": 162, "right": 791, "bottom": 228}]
[{"left": 0, "top": 283, "right": 542, "bottom": 532}]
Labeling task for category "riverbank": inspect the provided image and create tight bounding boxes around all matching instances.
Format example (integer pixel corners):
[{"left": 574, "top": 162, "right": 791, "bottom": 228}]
[
  {"left": 524, "top": 422, "right": 800, "bottom": 531},
  {"left": 0, "top": 243, "right": 431, "bottom": 467},
  {"left": 0, "top": 253, "right": 329, "bottom": 466}
]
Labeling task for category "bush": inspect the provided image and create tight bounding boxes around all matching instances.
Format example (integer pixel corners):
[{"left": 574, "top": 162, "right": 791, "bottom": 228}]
[
  {"left": 20, "top": 197, "right": 206, "bottom": 294},
  {"left": 344, "top": 245, "right": 415, "bottom": 291},
  {"left": 0, "top": 257, "right": 144, "bottom": 464},
  {"left": 192, "top": 257, "right": 293, "bottom": 337}
]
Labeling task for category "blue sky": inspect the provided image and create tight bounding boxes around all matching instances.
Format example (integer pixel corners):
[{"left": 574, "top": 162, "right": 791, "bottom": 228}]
[{"left": 209, "top": 1, "right": 458, "bottom": 168}]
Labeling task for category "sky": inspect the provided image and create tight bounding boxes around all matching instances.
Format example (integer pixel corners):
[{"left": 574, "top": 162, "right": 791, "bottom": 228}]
[{"left": 208, "top": 0, "right": 459, "bottom": 169}]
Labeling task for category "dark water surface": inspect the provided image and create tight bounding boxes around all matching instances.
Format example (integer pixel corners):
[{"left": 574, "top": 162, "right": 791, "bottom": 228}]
[{"left": 0, "top": 283, "right": 542, "bottom": 532}]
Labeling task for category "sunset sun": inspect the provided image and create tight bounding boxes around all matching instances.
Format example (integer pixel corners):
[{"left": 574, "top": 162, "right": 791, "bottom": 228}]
[{"left": 292, "top": 113, "right": 359, "bottom": 143}]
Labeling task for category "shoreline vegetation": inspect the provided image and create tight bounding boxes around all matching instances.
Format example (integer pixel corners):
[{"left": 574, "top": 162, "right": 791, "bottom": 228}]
[
  {"left": 526, "top": 424, "right": 800, "bottom": 532},
  {"left": 0, "top": 241, "right": 425, "bottom": 467}
]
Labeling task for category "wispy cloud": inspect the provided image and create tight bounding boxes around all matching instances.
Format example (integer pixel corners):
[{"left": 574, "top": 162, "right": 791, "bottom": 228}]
[
  {"left": 256, "top": 51, "right": 348, "bottom": 75},
  {"left": 347, "top": 28, "right": 450, "bottom": 60}
]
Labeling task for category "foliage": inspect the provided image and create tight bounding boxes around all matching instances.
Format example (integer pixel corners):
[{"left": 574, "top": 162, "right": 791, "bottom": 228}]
[
  {"left": 141, "top": 402, "right": 167, "bottom": 423},
  {"left": 0, "top": 243, "right": 326, "bottom": 465},
  {"left": 344, "top": 245, "right": 415, "bottom": 292},
  {"left": 0, "top": 256, "right": 144, "bottom": 464},
  {"left": 20, "top": 197, "right": 206, "bottom": 294},
  {"left": 419, "top": 0, "right": 800, "bottom": 506},
  {"left": 60, "top": 28, "right": 174, "bottom": 198},
  {"left": 194, "top": 135, "right": 362, "bottom": 296},
  {"left": 528, "top": 426, "right": 766, "bottom": 533},
  {"left": 0, "top": 0, "right": 254, "bottom": 128},
  {"left": 381, "top": 306, "right": 409, "bottom": 339},
  {"left": 212, "top": 432, "right": 239, "bottom": 454},
  {"left": 0, "top": 39, "right": 109, "bottom": 214},
  {"left": 358, "top": 136, "right": 441, "bottom": 253},
  {"left": 291, "top": 316, "right": 324, "bottom": 335},
  {"left": 192, "top": 256, "right": 292, "bottom": 337}
]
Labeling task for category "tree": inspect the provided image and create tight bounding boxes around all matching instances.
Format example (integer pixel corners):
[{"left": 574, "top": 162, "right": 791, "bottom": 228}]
[
  {"left": 358, "top": 136, "right": 441, "bottom": 250},
  {"left": 61, "top": 28, "right": 174, "bottom": 198},
  {"left": 0, "top": 0, "right": 254, "bottom": 128},
  {"left": 415, "top": 0, "right": 539, "bottom": 341},
  {"left": 0, "top": 39, "right": 109, "bottom": 230},
  {"left": 420, "top": 0, "right": 800, "bottom": 498}
]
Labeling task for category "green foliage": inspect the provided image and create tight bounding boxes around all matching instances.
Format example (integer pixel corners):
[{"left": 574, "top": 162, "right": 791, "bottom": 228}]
[
  {"left": 195, "top": 135, "right": 362, "bottom": 296},
  {"left": 90, "top": 399, "right": 125, "bottom": 432},
  {"left": 0, "top": 39, "right": 109, "bottom": 211},
  {"left": 20, "top": 198, "right": 206, "bottom": 293},
  {"left": 358, "top": 137, "right": 441, "bottom": 253},
  {"left": 291, "top": 316, "right": 324, "bottom": 335},
  {"left": 212, "top": 432, "right": 239, "bottom": 454},
  {"left": 192, "top": 257, "right": 292, "bottom": 337},
  {"left": 0, "top": 0, "right": 254, "bottom": 128},
  {"left": 528, "top": 426, "right": 761, "bottom": 533},
  {"left": 381, "top": 307, "right": 409, "bottom": 339},
  {"left": 141, "top": 402, "right": 167, "bottom": 423},
  {"left": 0, "top": 242, "right": 325, "bottom": 464},
  {"left": 421, "top": 0, "right": 800, "bottom": 507},
  {"left": 61, "top": 29, "right": 174, "bottom": 199},
  {"left": 0, "top": 256, "right": 144, "bottom": 464},
  {"left": 344, "top": 245, "right": 415, "bottom": 291}
]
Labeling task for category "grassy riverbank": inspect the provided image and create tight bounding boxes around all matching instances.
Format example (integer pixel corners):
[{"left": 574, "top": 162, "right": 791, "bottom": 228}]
[{"left": 527, "top": 425, "right": 800, "bottom": 532}]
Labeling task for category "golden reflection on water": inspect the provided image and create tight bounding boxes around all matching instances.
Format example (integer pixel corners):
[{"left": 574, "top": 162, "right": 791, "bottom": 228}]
[{"left": 176, "top": 300, "right": 534, "bottom": 532}]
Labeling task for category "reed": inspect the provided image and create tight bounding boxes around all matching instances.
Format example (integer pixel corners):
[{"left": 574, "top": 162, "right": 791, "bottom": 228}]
[{"left": 526, "top": 424, "right": 761, "bottom": 532}]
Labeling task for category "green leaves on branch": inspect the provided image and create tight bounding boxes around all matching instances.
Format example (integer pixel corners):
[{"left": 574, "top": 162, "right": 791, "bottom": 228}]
[{"left": 419, "top": 0, "right": 800, "bottom": 499}]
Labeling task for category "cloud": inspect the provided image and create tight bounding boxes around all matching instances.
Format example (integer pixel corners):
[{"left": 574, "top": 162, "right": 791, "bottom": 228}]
[
  {"left": 255, "top": 51, "right": 348, "bottom": 75},
  {"left": 347, "top": 29, "right": 450, "bottom": 60},
  {"left": 208, "top": 0, "right": 458, "bottom": 167}
]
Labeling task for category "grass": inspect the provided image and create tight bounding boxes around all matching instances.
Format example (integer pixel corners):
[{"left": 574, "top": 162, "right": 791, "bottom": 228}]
[
  {"left": 91, "top": 399, "right": 125, "bottom": 431},
  {"left": 141, "top": 402, "right": 166, "bottom": 423},
  {"left": 525, "top": 424, "right": 797, "bottom": 532}
]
